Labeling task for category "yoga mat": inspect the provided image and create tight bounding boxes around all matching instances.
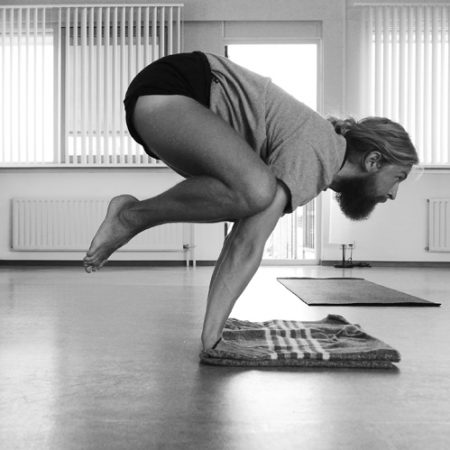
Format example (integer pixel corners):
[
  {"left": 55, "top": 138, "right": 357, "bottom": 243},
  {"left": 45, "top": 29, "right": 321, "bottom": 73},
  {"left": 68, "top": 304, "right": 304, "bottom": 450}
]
[
  {"left": 277, "top": 277, "right": 441, "bottom": 306},
  {"left": 200, "top": 315, "right": 400, "bottom": 369}
]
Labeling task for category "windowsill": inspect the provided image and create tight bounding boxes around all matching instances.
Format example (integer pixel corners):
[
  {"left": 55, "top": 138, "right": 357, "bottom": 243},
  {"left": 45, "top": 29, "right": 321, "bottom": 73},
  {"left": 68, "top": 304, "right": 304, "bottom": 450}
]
[
  {"left": 415, "top": 165, "right": 450, "bottom": 174},
  {"left": 0, "top": 164, "right": 169, "bottom": 170},
  {"left": 0, "top": 164, "right": 449, "bottom": 173}
]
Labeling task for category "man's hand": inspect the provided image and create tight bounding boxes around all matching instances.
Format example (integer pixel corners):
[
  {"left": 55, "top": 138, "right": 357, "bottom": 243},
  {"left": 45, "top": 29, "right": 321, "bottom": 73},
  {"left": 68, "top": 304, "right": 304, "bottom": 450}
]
[{"left": 201, "top": 332, "right": 222, "bottom": 351}]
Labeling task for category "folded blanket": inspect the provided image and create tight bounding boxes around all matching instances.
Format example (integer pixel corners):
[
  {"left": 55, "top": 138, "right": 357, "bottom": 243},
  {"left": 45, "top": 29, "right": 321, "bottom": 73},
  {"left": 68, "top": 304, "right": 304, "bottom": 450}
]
[{"left": 200, "top": 315, "right": 400, "bottom": 369}]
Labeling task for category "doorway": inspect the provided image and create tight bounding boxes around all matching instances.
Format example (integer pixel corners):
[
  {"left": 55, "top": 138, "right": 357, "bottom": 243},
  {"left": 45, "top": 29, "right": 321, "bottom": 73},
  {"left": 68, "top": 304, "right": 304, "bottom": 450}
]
[{"left": 226, "top": 43, "right": 320, "bottom": 262}]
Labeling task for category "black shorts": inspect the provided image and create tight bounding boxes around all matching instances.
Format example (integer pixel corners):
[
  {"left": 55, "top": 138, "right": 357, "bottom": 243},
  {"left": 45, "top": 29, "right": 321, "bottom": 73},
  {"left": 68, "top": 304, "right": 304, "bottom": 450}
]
[{"left": 123, "top": 51, "right": 212, "bottom": 159}]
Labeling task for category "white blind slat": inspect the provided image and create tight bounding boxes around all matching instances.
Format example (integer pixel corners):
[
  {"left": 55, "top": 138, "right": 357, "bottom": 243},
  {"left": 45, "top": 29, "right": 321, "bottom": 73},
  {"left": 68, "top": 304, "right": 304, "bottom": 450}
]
[
  {"left": 127, "top": 7, "right": 133, "bottom": 161},
  {"left": 88, "top": 7, "right": 94, "bottom": 164},
  {"left": 144, "top": 6, "right": 149, "bottom": 68},
  {"left": 382, "top": 7, "right": 390, "bottom": 117},
  {"left": 432, "top": 6, "right": 440, "bottom": 163},
  {"left": 391, "top": 7, "right": 399, "bottom": 121},
  {"left": 96, "top": 7, "right": 102, "bottom": 165},
  {"left": 64, "top": 7, "right": 70, "bottom": 164},
  {"left": 375, "top": 7, "right": 383, "bottom": 115},
  {"left": 398, "top": 6, "right": 407, "bottom": 125},
  {"left": 55, "top": 8, "right": 62, "bottom": 164},
  {"left": 407, "top": 7, "right": 415, "bottom": 135},
  {"left": 18, "top": 8, "right": 22, "bottom": 162},
  {"left": 1, "top": 9, "right": 4, "bottom": 162},
  {"left": 112, "top": 7, "right": 118, "bottom": 164},
  {"left": 443, "top": 7, "right": 449, "bottom": 164},
  {"left": 104, "top": 7, "right": 110, "bottom": 164},
  {"left": 81, "top": 7, "right": 87, "bottom": 164},
  {"left": 360, "top": 8, "right": 371, "bottom": 117},
  {"left": 33, "top": 8, "right": 36, "bottom": 163},
  {"left": 423, "top": 7, "right": 432, "bottom": 163},
  {"left": 136, "top": 7, "right": 141, "bottom": 72},
  {"left": 415, "top": 7, "right": 424, "bottom": 159},
  {"left": 25, "top": 8, "right": 30, "bottom": 163},
  {"left": 41, "top": 8, "right": 47, "bottom": 164},
  {"left": 168, "top": 7, "right": 173, "bottom": 55},
  {"left": 9, "top": 9, "right": 13, "bottom": 162},
  {"left": 439, "top": 7, "right": 449, "bottom": 164},
  {"left": 160, "top": 7, "right": 165, "bottom": 58},
  {"left": 135, "top": 7, "right": 141, "bottom": 161},
  {"left": 119, "top": 6, "right": 125, "bottom": 164},
  {"left": 177, "top": 6, "right": 181, "bottom": 53},
  {"left": 152, "top": 7, "right": 158, "bottom": 61},
  {"left": 73, "top": 7, "right": 78, "bottom": 164}
]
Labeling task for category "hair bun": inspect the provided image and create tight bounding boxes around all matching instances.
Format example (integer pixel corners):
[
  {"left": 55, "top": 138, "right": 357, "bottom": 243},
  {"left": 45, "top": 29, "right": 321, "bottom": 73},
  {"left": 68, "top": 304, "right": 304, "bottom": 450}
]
[
  {"left": 328, "top": 117, "right": 356, "bottom": 136},
  {"left": 326, "top": 115, "right": 419, "bottom": 166}
]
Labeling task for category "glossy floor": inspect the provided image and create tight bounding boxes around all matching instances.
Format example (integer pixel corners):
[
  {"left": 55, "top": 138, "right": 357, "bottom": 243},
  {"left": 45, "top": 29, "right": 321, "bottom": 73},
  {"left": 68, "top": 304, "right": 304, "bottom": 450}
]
[{"left": 0, "top": 265, "right": 449, "bottom": 449}]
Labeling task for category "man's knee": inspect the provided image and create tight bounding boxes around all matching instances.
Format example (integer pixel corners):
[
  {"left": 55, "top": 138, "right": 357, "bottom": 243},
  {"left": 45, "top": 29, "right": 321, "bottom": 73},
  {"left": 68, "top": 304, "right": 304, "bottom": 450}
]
[{"left": 239, "top": 174, "right": 277, "bottom": 215}]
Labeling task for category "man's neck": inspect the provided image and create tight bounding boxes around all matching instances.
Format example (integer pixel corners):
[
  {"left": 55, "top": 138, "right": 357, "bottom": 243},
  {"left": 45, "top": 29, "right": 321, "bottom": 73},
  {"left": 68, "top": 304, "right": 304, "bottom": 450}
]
[{"left": 329, "top": 160, "right": 362, "bottom": 192}]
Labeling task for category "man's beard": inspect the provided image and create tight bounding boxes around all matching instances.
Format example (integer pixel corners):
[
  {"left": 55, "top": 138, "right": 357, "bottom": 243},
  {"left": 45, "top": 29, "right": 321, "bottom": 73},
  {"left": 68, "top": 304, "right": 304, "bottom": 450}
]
[{"left": 335, "top": 175, "right": 385, "bottom": 221}]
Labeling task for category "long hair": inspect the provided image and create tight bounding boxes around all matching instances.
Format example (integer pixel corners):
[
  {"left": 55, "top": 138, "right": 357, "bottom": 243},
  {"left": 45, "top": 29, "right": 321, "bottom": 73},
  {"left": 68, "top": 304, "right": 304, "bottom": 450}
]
[{"left": 327, "top": 116, "right": 419, "bottom": 166}]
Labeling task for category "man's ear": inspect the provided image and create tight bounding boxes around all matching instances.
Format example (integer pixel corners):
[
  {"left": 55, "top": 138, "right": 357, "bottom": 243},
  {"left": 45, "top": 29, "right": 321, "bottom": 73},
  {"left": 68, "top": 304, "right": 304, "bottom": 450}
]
[{"left": 364, "top": 151, "right": 383, "bottom": 173}]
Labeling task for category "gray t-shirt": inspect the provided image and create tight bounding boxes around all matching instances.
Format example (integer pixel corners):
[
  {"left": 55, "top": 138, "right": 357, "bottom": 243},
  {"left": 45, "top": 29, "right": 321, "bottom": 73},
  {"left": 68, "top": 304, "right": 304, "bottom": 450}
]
[{"left": 205, "top": 53, "right": 346, "bottom": 214}]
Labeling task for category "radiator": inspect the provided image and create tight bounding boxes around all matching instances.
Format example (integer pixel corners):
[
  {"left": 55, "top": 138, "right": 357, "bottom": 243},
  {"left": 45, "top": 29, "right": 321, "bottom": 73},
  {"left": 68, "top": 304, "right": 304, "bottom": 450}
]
[
  {"left": 427, "top": 198, "right": 450, "bottom": 252},
  {"left": 11, "top": 198, "right": 195, "bottom": 264}
]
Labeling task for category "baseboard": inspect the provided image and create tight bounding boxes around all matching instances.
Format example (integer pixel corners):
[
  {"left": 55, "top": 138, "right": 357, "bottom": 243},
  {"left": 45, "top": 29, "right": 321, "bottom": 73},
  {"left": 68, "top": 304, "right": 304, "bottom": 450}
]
[
  {"left": 1, "top": 259, "right": 448, "bottom": 268},
  {"left": 0, "top": 260, "right": 217, "bottom": 267},
  {"left": 321, "top": 260, "right": 450, "bottom": 268}
]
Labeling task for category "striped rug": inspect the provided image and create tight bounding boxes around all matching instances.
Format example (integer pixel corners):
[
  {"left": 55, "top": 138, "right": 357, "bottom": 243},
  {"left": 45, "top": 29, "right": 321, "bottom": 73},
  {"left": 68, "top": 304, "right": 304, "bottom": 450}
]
[{"left": 200, "top": 315, "right": 400, "bottom": 369}]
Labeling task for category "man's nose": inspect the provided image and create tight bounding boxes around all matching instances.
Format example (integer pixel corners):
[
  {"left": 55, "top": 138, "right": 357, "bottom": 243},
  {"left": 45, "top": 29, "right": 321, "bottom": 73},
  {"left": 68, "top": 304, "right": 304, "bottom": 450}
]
[{"left": 388, "top": 184, "right": 399, "bottom": 200}]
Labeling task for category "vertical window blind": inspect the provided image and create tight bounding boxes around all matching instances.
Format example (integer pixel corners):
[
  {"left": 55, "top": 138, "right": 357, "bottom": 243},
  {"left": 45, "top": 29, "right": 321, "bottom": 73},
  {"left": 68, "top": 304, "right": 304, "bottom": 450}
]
[
  {"left": 360, "top": 4, "right": 450, "bottom": 166},
  {"left": 0, "top": 4, "right": 183, "bottom": 166}
]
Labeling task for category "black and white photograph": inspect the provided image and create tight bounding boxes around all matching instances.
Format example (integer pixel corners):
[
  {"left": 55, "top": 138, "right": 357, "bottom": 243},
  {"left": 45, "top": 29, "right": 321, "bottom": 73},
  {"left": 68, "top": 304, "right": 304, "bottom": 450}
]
[{"left": 0, "top": 0, "right": 449, "bottom": 448}]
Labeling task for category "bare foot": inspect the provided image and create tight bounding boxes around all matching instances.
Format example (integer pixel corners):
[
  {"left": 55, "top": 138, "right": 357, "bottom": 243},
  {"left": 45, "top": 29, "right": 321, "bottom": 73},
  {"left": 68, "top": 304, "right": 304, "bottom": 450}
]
[{"left": 83, "top": 195, "right": 139, "bottom": 272}]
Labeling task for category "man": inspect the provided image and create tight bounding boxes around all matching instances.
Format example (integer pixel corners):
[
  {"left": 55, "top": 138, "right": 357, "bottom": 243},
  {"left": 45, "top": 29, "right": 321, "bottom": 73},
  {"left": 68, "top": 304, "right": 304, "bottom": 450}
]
[{"left": 83, "top": 52, "right": 418, "bottom": 350}]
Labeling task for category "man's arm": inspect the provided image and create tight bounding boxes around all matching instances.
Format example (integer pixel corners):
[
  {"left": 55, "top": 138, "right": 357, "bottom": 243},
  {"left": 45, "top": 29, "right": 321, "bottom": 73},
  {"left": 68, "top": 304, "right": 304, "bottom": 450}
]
[{"left": 201, "top": 180, "right": 289, "bottom": 350}]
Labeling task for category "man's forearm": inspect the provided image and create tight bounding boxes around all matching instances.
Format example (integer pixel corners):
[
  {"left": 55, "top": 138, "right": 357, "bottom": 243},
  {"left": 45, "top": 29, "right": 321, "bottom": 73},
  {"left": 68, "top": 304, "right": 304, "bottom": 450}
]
[
  {"left": 201, "top": 181, "right": 289, "bottom": 350},
  {"left": 207, "top": 222, "right": 238, "bottom": 296},
  {"left": 201, "top": 224, "right": 263, "bottom": 349}
]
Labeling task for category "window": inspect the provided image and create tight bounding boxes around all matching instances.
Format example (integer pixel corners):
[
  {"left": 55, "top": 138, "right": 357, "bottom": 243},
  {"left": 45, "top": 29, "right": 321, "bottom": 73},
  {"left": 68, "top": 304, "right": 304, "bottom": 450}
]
[
  {"left": 359, "top": 5, "right": 450, "bottom": 166},
  {"left": 0, "top": 5, "right": 182, "bottom": 166}
]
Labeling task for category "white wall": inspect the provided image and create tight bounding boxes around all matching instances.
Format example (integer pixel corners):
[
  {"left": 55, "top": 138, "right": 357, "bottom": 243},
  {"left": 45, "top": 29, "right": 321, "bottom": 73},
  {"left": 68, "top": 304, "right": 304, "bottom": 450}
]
[
  {"left": 320, "top": 0, "right": 450, "bottom": 263},
  {"left": 321, "top": 170, "right": 450, "bottom": 262},
  {"left": 0, "top": 168, "right": 224, "bottom": 261},
  {"left": 1, "top": 0, "right": 448, "bottom": 263}
]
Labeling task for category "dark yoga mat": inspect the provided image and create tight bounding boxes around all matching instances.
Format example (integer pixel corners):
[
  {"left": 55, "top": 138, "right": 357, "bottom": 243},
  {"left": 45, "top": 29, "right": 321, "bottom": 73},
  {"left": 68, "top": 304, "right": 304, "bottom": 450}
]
[{"left": 277, "top": 277, "right": 441, "bottom": 306}]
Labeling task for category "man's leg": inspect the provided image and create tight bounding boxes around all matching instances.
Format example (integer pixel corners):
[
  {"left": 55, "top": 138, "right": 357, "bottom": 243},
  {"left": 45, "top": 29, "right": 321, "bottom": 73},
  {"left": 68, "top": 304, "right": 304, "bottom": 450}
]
[{"left": 83, "top": 95, "right": 277, "bottom": 271}]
